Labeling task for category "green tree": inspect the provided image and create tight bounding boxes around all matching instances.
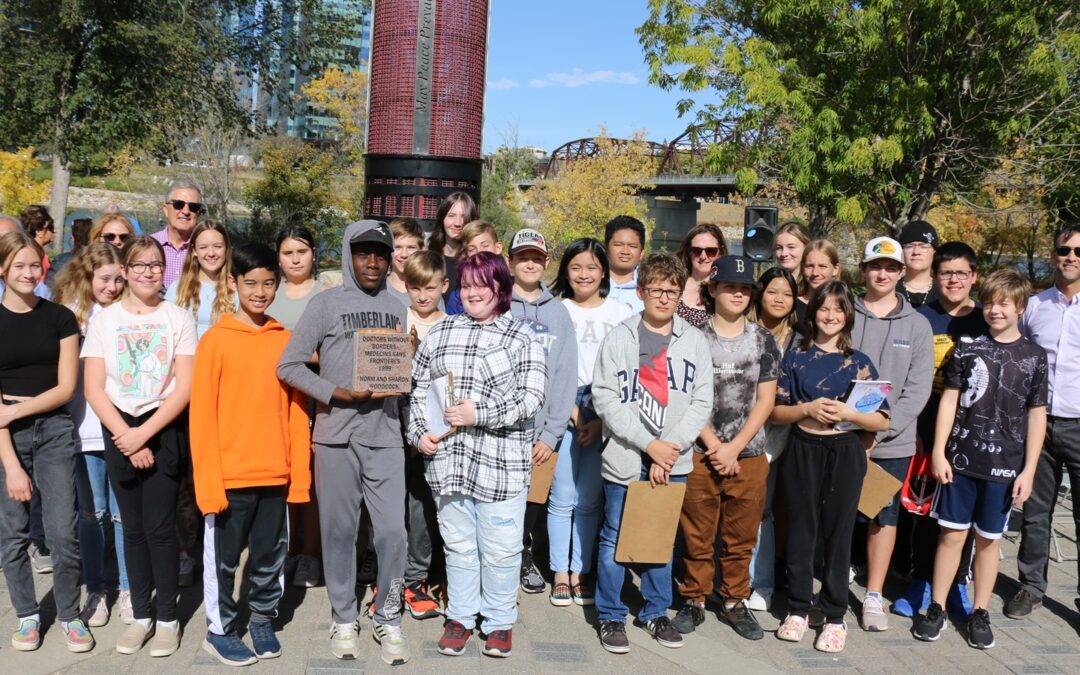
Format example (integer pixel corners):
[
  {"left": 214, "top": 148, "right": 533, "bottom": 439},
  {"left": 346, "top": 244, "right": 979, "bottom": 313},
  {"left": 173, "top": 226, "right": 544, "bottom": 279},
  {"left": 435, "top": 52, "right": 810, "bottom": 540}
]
[
  {"left": 0, "top": 1, "right": 361, "bottom": 247},
  {"left": 639, "top": 0, "right": 1080, "bottom": 233},
  {"left": 481, "top": 146, "right": 536, "bottom": 240}
]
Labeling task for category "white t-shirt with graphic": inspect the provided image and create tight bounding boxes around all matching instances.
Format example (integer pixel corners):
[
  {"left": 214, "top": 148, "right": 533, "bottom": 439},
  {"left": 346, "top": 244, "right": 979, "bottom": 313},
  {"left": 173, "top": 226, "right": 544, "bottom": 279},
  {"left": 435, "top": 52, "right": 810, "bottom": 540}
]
[
  {"left": 563, "top": 297, "right": 636, "bottom": 387},
  {"left": 81, "top": 301, "right": 198, "bottom": 416}
]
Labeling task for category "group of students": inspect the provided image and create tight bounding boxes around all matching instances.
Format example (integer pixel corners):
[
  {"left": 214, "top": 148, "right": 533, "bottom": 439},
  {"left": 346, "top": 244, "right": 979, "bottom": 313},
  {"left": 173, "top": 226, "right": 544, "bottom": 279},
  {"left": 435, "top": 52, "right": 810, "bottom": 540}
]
[{"left": 0, "top": 187, "right": 1077, "bottom": 666}]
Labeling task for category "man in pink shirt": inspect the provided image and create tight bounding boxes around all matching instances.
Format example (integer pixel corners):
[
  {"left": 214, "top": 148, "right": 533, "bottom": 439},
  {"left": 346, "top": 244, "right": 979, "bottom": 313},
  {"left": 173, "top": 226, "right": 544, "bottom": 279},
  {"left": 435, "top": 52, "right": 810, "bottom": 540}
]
[{"left": 152, "top": 181, "right": 203, "bottom": 288}]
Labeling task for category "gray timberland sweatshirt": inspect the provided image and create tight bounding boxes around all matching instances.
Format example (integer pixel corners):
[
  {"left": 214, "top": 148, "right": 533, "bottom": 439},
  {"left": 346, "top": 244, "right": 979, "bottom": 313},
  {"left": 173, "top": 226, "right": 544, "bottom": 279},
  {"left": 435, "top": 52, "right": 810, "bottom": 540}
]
[
  {"left": 277, "top": 220, "right": 408, "bottom": 448},
  {"left": 853, "top": 293, "right": 934, "bottom": 460},
  {"left": 510, "top": 286, "right": 578, "bottom": 450}
]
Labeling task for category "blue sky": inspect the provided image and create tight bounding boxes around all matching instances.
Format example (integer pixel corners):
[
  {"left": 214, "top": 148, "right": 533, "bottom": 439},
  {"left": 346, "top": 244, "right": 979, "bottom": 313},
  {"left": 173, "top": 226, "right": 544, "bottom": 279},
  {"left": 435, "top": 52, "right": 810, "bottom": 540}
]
[{"left": 482, "top": 1, "right": 716, "bottom": 153}]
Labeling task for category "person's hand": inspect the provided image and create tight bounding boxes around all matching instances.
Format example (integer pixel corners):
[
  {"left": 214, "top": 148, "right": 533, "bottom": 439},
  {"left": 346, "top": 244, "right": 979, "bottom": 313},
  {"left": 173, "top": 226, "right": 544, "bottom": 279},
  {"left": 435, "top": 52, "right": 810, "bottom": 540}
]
[
  {"left": 5, "top": 464, "right": 32, "bottom": 502},
  {"left": 645, "top": 439, "right": 680, "bottom": 471},
  {"left": 444, "top": 400, "right": 477, "bottom": 427},
  {"left": 418, "top": 433, "right": 439, "bottom": 456},
  {"left": 531, "top": 441, "right": 554, "bottom": 466},
  {"left": 931, "top": 452, "right": 952, "bottom": 485},
  {"left": 705, "top": 442, "right": 741, "bottom": 476},
  {"left": 0, "top": 403, "right": 20, "bottom": 429},
  {"left": 805, "top": 398, "right": 841, "bottom": 425},
  {"left": 1013, "top": 470, "right": 1036, "bottom": 506},
  {"left": 128, "top": 448, "right": 155, "bottom": 470},
  {"left": 829, "top": 401, "right": 859, "bottom": 422},
  {"left": 648, "top": 462, "right": 670, "bottom": 487},
  {"left": 576, "top": 419, "right": 602, "bottom": 447},
  {"left": 409, "top": 326, "right": 419, "bottom": 356},
  {"left": 113, "top": 426, "right": 150, "bottom": 457}
]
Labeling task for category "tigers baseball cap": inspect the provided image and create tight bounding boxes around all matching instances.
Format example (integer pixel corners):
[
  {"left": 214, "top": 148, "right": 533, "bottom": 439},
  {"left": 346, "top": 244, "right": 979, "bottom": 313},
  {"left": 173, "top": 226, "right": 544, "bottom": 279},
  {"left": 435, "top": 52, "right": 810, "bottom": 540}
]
[
  {"left": 862, "top": 236, "right": 904, "bottom": 264},
  {"left": 509, "top": 228, "right": 547, "bottom": 255}
]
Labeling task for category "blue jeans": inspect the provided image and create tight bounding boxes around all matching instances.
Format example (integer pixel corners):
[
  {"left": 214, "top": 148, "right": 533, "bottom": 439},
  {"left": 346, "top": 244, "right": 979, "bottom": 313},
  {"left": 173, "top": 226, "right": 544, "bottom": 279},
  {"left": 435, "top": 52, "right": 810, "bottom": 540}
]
[
  {"left": 437, "top": 489, "right": 526, "bottom": 633},
  {"left": 75, "top": 451, "right": 129, "bottom": 593},
  {"left": 596, "top": 467, "right": 688, "bottom": 623},
  {"left": 749, "top": 461, "right": 779, "bottom": 591},
  {"left": 548, "top": 387, "right": 604, "bottom": 574}
]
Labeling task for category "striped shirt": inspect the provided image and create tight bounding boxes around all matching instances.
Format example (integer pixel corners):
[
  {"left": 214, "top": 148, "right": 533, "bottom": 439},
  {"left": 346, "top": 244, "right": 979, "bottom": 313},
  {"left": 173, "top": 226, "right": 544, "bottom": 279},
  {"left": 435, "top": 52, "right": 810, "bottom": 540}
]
[
  {"left": 408, "top": 312, "right": 547, "bottom": 502},
  {"left": 151, "top": 228, "right": 190, "bottom": 289}
]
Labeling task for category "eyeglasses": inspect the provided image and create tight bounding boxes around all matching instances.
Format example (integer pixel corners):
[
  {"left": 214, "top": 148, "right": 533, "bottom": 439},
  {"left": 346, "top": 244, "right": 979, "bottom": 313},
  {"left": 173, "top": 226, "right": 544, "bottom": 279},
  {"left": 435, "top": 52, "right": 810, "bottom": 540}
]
[
  {"left": 102, "top": 233, "right": 131, "bottom": 244},
  {"left": 903, "top": 242, "right": 933, "bottom": 251},
  {"left": 642, "top": 287, "right": 680, "bottom": 300},
  {"left": 166, "top": 199, "right": 203, "bottom": 214},
  {"left": 690, "top": 246, "right": 720, "bottom": 258},
  {"left": 127, "top": 261, "right": 165, "bottom": 275},
  {"left": 936, "top": 270, "right": 972, "bottom": 280},
  {"left": 1055, "top": 246, "right": 1080, "bottom": 258}
]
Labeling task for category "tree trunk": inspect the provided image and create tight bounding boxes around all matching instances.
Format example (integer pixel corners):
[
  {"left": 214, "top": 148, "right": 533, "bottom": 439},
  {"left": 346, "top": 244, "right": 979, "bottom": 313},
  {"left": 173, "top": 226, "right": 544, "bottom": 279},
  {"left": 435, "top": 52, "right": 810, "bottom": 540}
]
[{"left": 49, "top": 156, "right": 71, "bottom": 255}]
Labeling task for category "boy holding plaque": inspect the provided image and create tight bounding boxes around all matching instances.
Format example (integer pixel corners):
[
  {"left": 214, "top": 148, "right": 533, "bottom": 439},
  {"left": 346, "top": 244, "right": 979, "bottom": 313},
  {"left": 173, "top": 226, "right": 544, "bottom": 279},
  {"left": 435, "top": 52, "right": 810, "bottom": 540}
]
[
  {"left": 591, "top": 252, "right": 713, "bottom": 654},
  {"left": 190, "top": 244, "right": 311, "bottom": 665},
  {"left": 277, "top": 220, "right": 411, "bottom": 666}
]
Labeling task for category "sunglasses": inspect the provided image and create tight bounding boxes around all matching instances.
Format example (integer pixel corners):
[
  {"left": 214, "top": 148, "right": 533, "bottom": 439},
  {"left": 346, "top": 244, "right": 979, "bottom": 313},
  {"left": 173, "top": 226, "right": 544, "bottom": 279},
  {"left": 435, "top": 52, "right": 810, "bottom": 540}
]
[
  {"left": 690, "top": 246, "right": 720, "bottom": 258},
  {"left": 1055, "top": 246, "right": 1080, "bottom": 258},
  {"left": 102, "top": 233, "right": 131, "bottom": 244},
  {"left": 166, "top": 199, "right": 203, "bottom": 214}
]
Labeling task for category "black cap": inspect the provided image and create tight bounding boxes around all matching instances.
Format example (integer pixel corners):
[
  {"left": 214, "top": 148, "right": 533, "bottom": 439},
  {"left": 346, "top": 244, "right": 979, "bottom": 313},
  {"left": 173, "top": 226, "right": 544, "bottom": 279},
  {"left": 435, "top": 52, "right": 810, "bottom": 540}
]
[
  {"left": 898, "top": 220, "right": 939, "bottom": 248},
  {"left": 709, "top": 255, "right": 757, "bottom": 286},
  {"left": 348, "top": 219, "right": 394, "bottom": 251}
]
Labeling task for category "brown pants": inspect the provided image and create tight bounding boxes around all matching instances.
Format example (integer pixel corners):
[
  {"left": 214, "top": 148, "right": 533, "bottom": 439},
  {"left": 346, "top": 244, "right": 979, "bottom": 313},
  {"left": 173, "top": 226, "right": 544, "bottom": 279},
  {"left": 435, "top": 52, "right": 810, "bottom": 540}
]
[{"left": 679, "top": 452, "right": 768, "bottom": 603}]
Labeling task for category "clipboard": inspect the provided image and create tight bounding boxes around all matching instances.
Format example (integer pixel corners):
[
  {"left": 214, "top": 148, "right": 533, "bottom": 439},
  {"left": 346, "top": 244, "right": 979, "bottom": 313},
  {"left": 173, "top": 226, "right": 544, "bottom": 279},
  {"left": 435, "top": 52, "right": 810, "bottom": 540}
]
[
  {"left": 858, "top": 460, "right": 904, "bottom": 518},
  {"left": 614, "top": 480, "right": 687, "bottom": 564},
  {"left": 527, "top": 452, "right": 559, "bottom": 503}
]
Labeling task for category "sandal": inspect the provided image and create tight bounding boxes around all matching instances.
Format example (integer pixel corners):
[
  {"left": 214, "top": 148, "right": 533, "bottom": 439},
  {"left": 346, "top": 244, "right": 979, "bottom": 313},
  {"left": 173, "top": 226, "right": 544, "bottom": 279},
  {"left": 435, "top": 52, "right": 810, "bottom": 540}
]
[
  {"left": 571, "top": 583, "right": 595, "bottom": 606},
  {"left": 815, "top": 622, "right": 847, "bottom": 653},
  {"left": 550, "top": 582, "right": 572, "bottom": 607},
  {"left": 776, "top": 614, "right": 808, "bottom": 642}
]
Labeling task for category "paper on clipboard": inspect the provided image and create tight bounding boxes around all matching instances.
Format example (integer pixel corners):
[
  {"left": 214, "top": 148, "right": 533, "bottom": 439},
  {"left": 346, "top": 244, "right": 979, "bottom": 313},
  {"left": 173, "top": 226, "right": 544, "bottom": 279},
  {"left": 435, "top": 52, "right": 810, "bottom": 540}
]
[
  {"left": 614, "top": 481, "right": 687, "bottom": 564},
  {"left": 425, "top": 372, "right": 457, "bottom": 441},
  {"left": 835, "top": 380, "right": 892, "bottom": 431}
]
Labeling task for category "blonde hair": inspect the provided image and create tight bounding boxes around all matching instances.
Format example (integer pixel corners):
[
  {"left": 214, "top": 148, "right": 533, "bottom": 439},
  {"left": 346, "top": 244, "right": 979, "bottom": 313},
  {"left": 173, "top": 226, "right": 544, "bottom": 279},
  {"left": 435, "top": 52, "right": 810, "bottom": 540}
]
[
  {"left": 88, "top": 213, "right": 136, "bottom": 244},
  {"left": 53, "top": 243, "right": 124, "bottom": 329},
  {"left": 798, "top": 239, "right": 841, "bottom": 297},
  {"left": 173, "top": 221, "right": 234, "bottom": 325},
  {"left": 774, "top": 221, "right": 811, "bottom": 248},
  {"left": 0, "top": 231, "right": 45, "bottom": 281},
  {"left": 403, "top": 250, "right": 445, "bottom": 287},
  {"left": 979, "top": 268, "right": 1031, "bottom": 314},
  {"left": 461, "top": 219, "right": 499, "bottom": 247},
  {"left": 389, "top": 217, "right": 425, "bottom": 244}
]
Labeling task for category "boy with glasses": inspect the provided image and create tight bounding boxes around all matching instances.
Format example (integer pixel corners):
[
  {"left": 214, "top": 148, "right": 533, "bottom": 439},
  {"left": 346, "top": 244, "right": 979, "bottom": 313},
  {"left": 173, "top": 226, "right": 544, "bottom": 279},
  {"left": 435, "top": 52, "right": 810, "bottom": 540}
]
[{"left": 897, "top": 221, "right": 940, "bottom": 308}]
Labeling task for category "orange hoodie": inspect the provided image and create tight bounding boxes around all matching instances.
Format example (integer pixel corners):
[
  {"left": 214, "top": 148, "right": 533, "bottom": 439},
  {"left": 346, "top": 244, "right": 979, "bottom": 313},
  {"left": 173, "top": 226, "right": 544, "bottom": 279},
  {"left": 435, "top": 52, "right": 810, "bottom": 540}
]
[{"left": 190, "top": 313, "right": 311, "bottom": 515}]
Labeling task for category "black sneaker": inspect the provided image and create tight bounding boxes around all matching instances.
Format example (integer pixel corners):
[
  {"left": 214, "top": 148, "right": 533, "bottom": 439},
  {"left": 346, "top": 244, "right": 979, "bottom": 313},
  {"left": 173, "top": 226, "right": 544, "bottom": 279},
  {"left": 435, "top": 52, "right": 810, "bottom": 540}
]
[
  {"left": 644, "top": 616, "right": 683, "bottom": 649},
  {"left": 599, "top": 621, "right": 630, "bottom": 654},
  {"left": 672, "top": 603, "right": 706, "bottom": 634},
  {"left": 721, "top": 601, "right": 764, "bottom": 640},
  {"left": 913, "top": 602, "right": 948, "bottom": 641},
  {"left": 519, "top": 548, "right": 545, "bottom": 594},
  {"left": 967, "top": 609, "right": 995, "bottom": 649},
  {"left": 1003, "top": 589, "right": 1041, "bottom": 619}
]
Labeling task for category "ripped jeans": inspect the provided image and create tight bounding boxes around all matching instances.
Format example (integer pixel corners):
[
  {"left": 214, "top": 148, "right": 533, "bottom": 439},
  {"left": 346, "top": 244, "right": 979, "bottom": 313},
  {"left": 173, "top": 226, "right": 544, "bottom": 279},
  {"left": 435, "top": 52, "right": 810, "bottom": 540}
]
[
  {"left": 437, "top": 489, "right": 526, "bottom": 633},
  {"left": 75, "top": 451, "right": 129, "bottom": 593}
]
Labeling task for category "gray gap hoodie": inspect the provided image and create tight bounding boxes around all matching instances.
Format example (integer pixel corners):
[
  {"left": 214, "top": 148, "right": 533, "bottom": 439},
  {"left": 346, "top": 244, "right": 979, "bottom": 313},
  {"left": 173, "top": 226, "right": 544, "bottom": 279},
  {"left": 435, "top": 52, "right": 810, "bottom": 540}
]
[
  {"left": 853, "top": 293, "right": 934, "bottom": 460},
  {"left": 510, "top": 286, "right": 577, "bottom": 449},
  {"left": 277, "top": 220, "right": 408, "bottom": 448}
]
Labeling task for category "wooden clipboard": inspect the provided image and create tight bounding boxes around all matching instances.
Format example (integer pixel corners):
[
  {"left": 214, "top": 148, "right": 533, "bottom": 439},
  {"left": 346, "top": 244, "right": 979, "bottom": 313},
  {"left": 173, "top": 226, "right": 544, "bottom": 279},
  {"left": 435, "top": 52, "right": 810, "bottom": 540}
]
[
  {"left": 527, "top": 452, "right": 559, "bottom": 503},
  {"left": 858, "top": 459, "right": 904, "bottom": 518},
  {"left": 614, "top": 480, "right": 687, "bottom": 564}
]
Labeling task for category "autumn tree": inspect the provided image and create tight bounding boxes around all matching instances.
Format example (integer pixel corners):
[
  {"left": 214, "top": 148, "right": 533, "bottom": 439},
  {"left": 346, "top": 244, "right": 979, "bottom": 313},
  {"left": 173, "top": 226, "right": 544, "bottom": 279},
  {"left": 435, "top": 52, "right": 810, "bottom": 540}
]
[
  {"left": 525, "top": 132, "right": 655, "bottom": 255},
  {"left": 0, "top": 147, "right": 50, "bottom": 216},
  {"left": 301, "top": 65, "right": 369, "bottom": 164},
  {"left": 638, "top": 0, "right": 1080, "bottom": 233}
]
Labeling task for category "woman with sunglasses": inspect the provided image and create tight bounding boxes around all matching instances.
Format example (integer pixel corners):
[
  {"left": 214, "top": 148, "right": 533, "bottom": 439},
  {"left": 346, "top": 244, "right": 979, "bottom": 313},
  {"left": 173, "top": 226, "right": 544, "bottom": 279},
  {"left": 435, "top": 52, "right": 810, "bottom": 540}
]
[
  {"left": 89, "top": 214, "right": 138, "bottom": 250},
  {"left": 675, "top": 224, "right": 728, "bottom": 327}
]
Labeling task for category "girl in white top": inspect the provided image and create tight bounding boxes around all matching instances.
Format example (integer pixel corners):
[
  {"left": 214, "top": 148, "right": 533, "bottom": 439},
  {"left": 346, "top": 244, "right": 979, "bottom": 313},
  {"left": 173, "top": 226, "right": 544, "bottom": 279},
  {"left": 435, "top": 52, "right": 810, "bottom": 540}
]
[
  {"left": 53, "top": 243, "right": 132, "bottom": 626},
  {"left": 546, "top": 238, "right": 634, "bottom": 605},
  {"left": 82, "top": 235, "right": 196, "bottom": 657},
  {"left": 165, "top": 220, "right": 234, "bottom": 338}
]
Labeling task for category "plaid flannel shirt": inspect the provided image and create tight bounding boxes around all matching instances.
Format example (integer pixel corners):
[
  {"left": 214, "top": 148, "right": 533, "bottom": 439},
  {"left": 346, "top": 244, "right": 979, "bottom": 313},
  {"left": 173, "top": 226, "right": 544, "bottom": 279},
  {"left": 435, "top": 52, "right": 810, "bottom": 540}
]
[{"left": 408, "top": 312, "right": 548, "bottom": 502}]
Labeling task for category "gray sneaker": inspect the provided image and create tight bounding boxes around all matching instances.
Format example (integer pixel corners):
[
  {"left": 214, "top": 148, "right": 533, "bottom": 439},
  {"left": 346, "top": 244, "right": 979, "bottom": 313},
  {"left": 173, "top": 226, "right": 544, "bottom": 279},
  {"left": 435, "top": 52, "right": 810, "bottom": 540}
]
[
  {"left": 29, "top": 542, "right": 53, "bottom": 574},
  {"left": 861, "top": 593, "right": 889, "bottom": 632},
  {"left": 329, "top": 621, "right": 359, "bottom": 660},
  {"left": 371, "top": 620, "right": 410, "bottom": 666}
]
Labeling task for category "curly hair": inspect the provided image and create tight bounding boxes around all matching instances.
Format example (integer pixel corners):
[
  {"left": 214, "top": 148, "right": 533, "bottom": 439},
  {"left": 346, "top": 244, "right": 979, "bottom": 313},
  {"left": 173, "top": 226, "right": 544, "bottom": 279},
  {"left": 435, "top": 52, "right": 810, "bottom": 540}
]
[
  {"left": 53, "top": 243, "right": 124, "bottom": 330},
  {"left": 173, "top": 221, "right": 234, "bottom": 326},
  {"left": 638, "top": 251, "right": 688, "bottom": 292}
]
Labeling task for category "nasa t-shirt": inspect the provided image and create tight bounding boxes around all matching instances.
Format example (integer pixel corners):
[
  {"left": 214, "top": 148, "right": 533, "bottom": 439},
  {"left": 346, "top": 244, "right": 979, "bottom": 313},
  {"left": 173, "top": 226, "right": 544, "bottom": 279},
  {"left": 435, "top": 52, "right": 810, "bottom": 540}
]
[{"left": 943, "top": 335, "right": 1048, "bottom": 482}]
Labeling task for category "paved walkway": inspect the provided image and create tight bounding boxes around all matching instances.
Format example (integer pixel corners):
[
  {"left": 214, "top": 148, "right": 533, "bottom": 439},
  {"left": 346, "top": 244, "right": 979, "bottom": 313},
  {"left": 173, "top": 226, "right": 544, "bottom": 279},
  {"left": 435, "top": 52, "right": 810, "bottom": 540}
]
[{"left": 2, "top": 522, "right": 1078, "bottom": 674}]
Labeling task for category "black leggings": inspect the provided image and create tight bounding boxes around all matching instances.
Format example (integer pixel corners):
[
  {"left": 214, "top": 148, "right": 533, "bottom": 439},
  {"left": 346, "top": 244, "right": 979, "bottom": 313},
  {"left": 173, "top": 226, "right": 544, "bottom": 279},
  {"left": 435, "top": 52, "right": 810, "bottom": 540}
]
[
  {"left": 782, "top": 427, "right": 866, "bottom": 623},
  {"left": 106, "top": 411, "right": 183, "bottom": 622}
]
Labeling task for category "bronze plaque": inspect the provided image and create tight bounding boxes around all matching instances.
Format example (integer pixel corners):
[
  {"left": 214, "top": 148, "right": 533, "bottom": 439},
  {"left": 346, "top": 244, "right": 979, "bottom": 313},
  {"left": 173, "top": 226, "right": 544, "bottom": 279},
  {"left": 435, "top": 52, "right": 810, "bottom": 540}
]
[{"left": 353, "top": 330, "right": 413, "bottom": 393}]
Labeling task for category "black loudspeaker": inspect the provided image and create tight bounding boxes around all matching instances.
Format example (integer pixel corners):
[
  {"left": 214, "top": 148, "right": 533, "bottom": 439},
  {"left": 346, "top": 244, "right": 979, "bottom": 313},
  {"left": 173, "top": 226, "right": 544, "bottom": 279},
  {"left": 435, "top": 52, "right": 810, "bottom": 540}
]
[{"left": 743, "top": 205, "right": 778, "bottom": 262}]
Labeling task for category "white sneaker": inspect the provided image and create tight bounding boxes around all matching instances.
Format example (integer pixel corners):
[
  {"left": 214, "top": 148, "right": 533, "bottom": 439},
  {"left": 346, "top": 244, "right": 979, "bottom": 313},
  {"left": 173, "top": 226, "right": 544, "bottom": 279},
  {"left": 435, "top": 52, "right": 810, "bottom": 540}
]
[
  {"left": 747, "top": 588, "right": 773, "bottom": 612},
  {"left": 861, "top": 593, "right": 889, "bottom": 632},
  {"left": 329, "top": 621, "right": 359, "bottom": 660},
  {"left": 82, "top": 591, "right": 110, "bottom": 627},
  {"left": 117, "top": 591, "right": 134, "bottom": 624},
  {"left": 371, "top": 620, "right": 410, "bottom": 666}
]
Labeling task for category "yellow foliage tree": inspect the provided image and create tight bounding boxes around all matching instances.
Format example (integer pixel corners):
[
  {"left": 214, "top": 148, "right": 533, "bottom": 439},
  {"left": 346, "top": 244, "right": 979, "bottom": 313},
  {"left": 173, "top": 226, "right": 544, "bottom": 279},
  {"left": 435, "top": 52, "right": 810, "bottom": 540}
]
[
  {"left": 300, "top": 65, "right": 368, "bottom": 163},
  {"left": 0, "top": 147, "right": 50, "bottom": 216},
  {"left": 525, "top": 131, "right": 656, "bottom": 255}
]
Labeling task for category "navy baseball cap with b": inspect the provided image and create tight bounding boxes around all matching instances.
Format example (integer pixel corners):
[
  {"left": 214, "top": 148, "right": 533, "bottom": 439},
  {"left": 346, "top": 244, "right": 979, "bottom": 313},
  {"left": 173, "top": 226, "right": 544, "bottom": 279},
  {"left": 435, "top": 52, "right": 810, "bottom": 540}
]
[{"left": 709, "top": 255, "right": 757, "bottom": 286}]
